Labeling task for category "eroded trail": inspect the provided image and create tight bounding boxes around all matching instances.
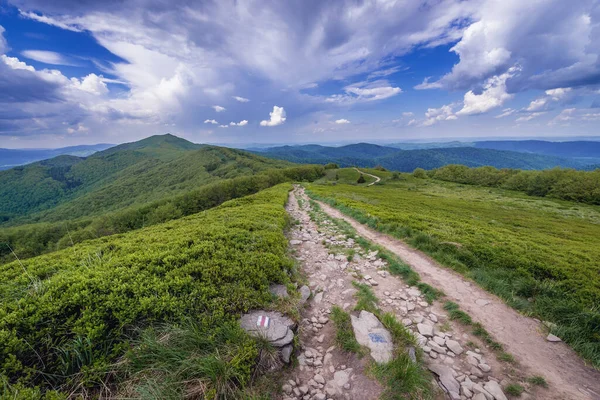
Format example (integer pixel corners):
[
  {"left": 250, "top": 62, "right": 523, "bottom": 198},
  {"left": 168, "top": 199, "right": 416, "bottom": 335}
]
[
  {"left": 310, "top": 193, "right": 600, "bottom": 400},
  {"left": 281, "top": 186, "right": 566, "bottom": 400},
  {"left": 354, "top": 168, "right": 381, "bottom": 186}
]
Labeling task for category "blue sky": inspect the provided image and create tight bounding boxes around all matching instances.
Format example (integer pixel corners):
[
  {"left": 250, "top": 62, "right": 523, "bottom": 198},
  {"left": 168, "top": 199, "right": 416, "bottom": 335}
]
[{"left": 0, "top": 0, "right": 599, "bottom": 148}]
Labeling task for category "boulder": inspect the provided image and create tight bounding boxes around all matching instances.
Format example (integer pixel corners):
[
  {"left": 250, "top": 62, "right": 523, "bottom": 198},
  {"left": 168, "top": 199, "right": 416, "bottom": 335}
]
[
  {"left": 546, "top": 333, "right": 561, "bottom": 342},
  {"left": 417, "top": 323, "right": 434, "bottom": 337},
  {"left": 350, "top": 310, "right": 393, "bottom": 363},
  {"left": 281, "top": 345, "right": 293, "bottom": 363}
]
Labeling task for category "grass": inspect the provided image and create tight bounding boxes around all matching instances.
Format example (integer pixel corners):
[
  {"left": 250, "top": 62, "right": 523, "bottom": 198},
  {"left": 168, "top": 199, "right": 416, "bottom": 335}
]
[
  {"left": 331, "top": 306, "right": 364, "bottom": 355},
  {"left": 306, "top": 177, "right": 600, "bottom": 367},
  {"left": 527, "top": 375, "right": 548, "bottom": 388},
  {"left": 498, "top": 352, "right": 515, "bottom": 363},
  {"left": 443, "top": 301, "right": 473, "bottom": 325},
  {"left": 353, "top": 281, "right": 379, "bottom": 314},
  {"left": 504, "top": 383, "right": 525, "bottom": 397},
  {"left": 369, "top": 353, "right": 434, "bottom": 400}
]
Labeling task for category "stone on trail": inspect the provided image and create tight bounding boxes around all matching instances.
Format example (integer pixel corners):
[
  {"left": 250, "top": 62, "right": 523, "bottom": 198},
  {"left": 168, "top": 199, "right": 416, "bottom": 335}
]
[
  {"left": 350, "top": 310, "right": 393, "bottom": 363},
  {"left": 299, "top": 285, "right": 311, "bottom": 304},
  {"left": 472, "top": 394, "right": 487, "bottom": 400},
  {"left": 417, "top": 323, "right": 434, "bottom": 337},
  {"left": 269, "top": 284, "right": 289, "bottom": 298},
  {"left": 281, "top": 344, "right": 293, "bottom": 363},
  {"left": 428, "top": 363, "right": 461, "bottom": 400},
  {"left": 546, "top": 333, "right": 562, "bottom": 342},
  {"left": 290, "top": 240, "right": 302, "bottom": 245},
  {"left": 239, "top": 310, "right": 295, "bottom": 348},
  {"left": 314, "top": 291, "right": 324, "bottom": 304},
  {"left": 445, "top": 339, "right": 464, "bottom": 355},
  {"left": 483, "top": 380, "right": 508, "bottom": 400}
]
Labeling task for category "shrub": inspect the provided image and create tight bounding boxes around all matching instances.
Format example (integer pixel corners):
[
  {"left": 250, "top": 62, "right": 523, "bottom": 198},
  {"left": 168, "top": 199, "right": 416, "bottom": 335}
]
[
  {"left": 412, "top": 168, "right": 427, "bottom": 179},
  {"left": 324, "top": 163, "right": 339, "bottom": 170},
  {"left": 357, "top": 174, "right": 366, "bottom": 184}
]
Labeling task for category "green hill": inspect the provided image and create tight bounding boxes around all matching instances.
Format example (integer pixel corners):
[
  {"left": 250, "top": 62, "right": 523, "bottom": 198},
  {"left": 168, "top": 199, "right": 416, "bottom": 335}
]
[
  {"left": 0, "top": 134, "right": 291, "bottom": 225},
  {"left": 255, "top": 143, "right": 584, "bottom": 171}
]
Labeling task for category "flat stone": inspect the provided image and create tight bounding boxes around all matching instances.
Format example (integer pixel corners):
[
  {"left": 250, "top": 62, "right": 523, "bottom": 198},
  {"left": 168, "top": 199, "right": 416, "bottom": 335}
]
[
  {"left": 428, "top": 363, "right": 460, "bottom": 400},
  {"left": 472, "top": 394, "right": 488, "bottom": 400},
  {"left": 290, "top": 240, "right": 302, "bottom": 245},
  {"left": 433, "top": 336, "right": 446, "bottom": 346},
  {"left": 484, "top": 380, "right": 508, "bottom": 400},
  {"left": 350, "top": 310, "right": 393, "bottom": 363},
  {"left": 472, "top": 384, "right": 493, "bottom": 400},
  {"left": 314, "top": 292, "right": 324, "bottom": 304},
  {"left": 314, "top": 374, "right": 325, "bottom": 384},
  {"left": 239, "top": 310, "right": 295, "bottom": 347},
  {"left": 428, "top": 340, "right": 447, "bottom": 354},
  {"left": 417, "top": 323, "right": 434, "bottom": 337},
  {"left": 299, "top": 285, "right": 311, "bottom": 304},
  {"left": 475, "top": 299, "right": 490, "bottom": 307},
  {"left": 546, "top": 333, "right": 561, "bottom": 342},
  {"left": 269, "top": 284, "right": 289, "bottom": 298},
  {"left": 445, "top": 339, "right": 464, "bottom": 355},
  {"left": 478, "top": 363, "right": 491, "bottom": 372}
]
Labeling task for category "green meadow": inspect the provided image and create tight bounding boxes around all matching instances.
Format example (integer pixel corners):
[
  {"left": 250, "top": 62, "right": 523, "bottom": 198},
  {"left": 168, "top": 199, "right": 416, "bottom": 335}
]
[{"left": 307, "top": 170, "right": 600, "bottom": 367}]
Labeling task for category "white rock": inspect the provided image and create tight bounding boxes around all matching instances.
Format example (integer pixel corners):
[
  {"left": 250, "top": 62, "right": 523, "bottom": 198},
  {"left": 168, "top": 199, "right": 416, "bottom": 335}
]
[
  {"left": 478, "top": 363, "right": 491, "bottom": 373},
  {"left": 350, "top": 311, "right": 393, "bottom": 363},
  {"left": 483, "top": 380, "right": 508, "bottom": 400},
  {"left": 546, "top": 333, "right": 561, "bottom": 342},
  {"left": 417, "top": 323, "right": 434, "bottom": 337},
  {"left": 445, "top": 339, "right": 464, "bottom": 355}
]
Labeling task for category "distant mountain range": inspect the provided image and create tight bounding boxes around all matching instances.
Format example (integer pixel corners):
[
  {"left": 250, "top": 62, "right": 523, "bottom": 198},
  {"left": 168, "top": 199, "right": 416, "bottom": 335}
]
[
  {"left": 0, "top": 144, "right": 115, "bottom": 170},
  {"left": 253, "top": 142, "right": 596, "bottom": 171}
]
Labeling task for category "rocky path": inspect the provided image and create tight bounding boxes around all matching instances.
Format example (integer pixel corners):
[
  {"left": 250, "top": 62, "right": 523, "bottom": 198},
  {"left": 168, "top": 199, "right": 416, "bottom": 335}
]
[
  {"left": 309, "top": 192, "right": 600, "bottom": 400},
  {"left": 353, "top": 168, "right": 380, "bottom": 186},
  {"left": 277, "top": 186, "right": 556, "bottom": 400}
]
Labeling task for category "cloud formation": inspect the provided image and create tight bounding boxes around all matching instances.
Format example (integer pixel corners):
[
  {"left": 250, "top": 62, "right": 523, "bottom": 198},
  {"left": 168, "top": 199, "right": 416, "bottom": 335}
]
[
  {"left": 212, "top": 105, "right": 226, "bottom": 112},
  {"left": 230, "top": 120, "right": 248, "bottom": 126},
  {"left": 335, "top": 119, "right": 350, "bottom": 124},
  {"left": 233, "top": 96, "right": 249, "bottom": 102},
  {"left": 260, "top": 106, "right": 286, "bottom": 127},
  {"left": 21, "top": 50, "right": 79, "bottom": 66}
]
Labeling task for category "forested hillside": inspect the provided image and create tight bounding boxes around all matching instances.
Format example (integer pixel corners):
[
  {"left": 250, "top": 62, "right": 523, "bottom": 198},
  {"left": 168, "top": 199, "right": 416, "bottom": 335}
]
[
  {"left": 0, "top": 135, "right": 291, "bottom": 225},
  {"left": 255, "top": 143, "right": 585, "bottom": 171},
  {"left": 0, "top": 144, "right": 114, "bottom": 170}
]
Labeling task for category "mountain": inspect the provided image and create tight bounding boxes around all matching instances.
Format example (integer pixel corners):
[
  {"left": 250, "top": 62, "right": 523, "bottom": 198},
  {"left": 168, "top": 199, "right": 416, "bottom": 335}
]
[
  {"left": 0, "top": 143, "right": 114, "bottom": 170},
  {"left": 256, "top": 143, "right": 584, "bottom": 171},
  {"left": 0, "top": 134, "right": 291, "bottom": 225},
  {"left": 474, "top": 140, "right": 600, "bottom": 158}
]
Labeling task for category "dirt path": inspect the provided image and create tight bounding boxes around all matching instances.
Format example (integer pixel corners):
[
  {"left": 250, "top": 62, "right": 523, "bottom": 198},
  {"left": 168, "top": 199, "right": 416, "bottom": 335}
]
[
  {"left": 354, "top": 168, "right": 380, "bottom": 186},
  {"left": 280, "top": 187, "right": 565, "bottom": 400},
  {"left": 312, "top": 196, "right": 600, "bottom": 400}
]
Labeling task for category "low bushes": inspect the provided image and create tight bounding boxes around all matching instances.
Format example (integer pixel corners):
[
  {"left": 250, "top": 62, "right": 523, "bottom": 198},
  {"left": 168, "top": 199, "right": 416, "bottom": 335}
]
[{"left": 0, "top": 184, "right": 294, "bottom": 397}]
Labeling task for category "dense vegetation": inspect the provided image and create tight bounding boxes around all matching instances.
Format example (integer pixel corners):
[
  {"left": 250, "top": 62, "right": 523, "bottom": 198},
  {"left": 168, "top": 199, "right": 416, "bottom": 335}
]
[
  {"left": 0, "top": 185, "right": 295, "bottom": 398},
  {"left": 0, "top": 165, "right": 324, "bottom": 264},
  {"left": 307, "top": 171, "right": 600, "bottom": 366},
  {"left": 431, "top": 165, "right": 600, "bottom": 204},
  {"left": 0, "top": 134, "right": 290, "bottom": 225},
  {"left": 255, "top": 143, "right": 586, "bottom": 171}
]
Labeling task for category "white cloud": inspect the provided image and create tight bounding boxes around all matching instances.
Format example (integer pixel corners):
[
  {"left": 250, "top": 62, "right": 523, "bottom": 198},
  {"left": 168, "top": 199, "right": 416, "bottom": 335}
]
[
  {"left": 495, "top": 108, "right": 515, "bottom": 118},
  {"left": 204, "top": 119, "right": 218, "bottom": 124},
  {"left": 233, "top": 96, "right": 249, "bottom": 102},
  {"left": 218, "top": 124, "right": 229, "bottom": 128},
  {"left": 21, "top": 50, "right": 79, "bottom": 66},
  {"left": 230, "top": 120, "right": 248, "bottom": 126},
  {"left": 456, "top": 66, "right": 518, "bottom": 116},
  {"left": 260, "top": 106, "right": 286, "bottom": 127},
  {"left": 67, "top": 123, "right": 89, "bottom": 134},
  {"left": 402, "top": 112, "right": 414, "bottom": 117},
  {"left": 70, "top": 74, "right": 109, "bottom": 95},
  {"left": 516, "top": 112, "right": 546, "bottom": 122},
  {"left": 526, "top": 87, "right": 573, "bottom": 111},
  {"left": 422, "top": 105, "right": 457, "bottom": 126},
  {"left": 335, "top": 119, "right": 350, "bottom": 124},
  {"left": 0, "top": 26, "right": 7, "bottom": 54},
  {"left": 327, "top": 80, "right": 402, "bottom": 104},
  {"left": 212, "top": 105, "right": 226, "bottom": 112}
]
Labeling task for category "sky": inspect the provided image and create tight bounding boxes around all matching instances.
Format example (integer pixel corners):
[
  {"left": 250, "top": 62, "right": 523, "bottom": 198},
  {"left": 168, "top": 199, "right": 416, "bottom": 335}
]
[{"left": 0, "top": 0, "right": 599, "bottom": 148}]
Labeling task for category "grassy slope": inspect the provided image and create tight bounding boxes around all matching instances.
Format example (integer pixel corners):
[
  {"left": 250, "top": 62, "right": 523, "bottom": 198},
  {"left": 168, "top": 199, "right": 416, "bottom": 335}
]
[
  {"left": 0, "top": 135, "right": 291, "bottom": 225},
  {"left": 0, "top": 184, "right": 294, "bottom": 397},
  {"left": 307, "top": 170, "right": 600, "bottom": 366}
]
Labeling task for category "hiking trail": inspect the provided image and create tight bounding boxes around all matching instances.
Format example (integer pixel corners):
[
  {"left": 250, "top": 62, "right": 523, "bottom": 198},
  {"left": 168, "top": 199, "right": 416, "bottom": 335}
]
[
  {"left": 275, "top": 186, "right": 600, "bottom": 400},
  {"left": 296, "top": 188, "right": 600, "bottom": 400},
  {"left": 354, "top": 168, "right": 381, "bottom": 186}
]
